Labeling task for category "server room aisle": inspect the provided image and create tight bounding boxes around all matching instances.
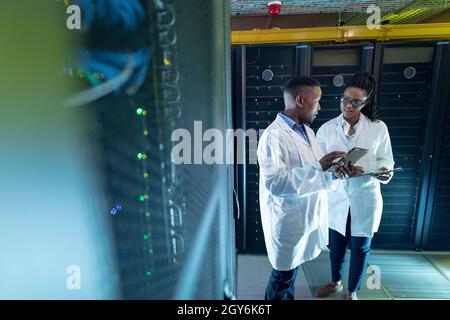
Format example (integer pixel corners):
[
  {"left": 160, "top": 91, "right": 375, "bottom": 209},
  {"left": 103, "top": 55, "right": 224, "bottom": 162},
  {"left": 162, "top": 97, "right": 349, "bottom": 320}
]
[{"left": 237, "top": 252, "right": 450, "bottom": 300}]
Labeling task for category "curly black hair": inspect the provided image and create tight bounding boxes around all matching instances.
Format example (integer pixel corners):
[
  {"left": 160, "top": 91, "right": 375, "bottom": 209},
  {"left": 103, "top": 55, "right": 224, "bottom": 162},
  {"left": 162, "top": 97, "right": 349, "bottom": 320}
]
[{"left": 346, "top": 71, "right": 379, "bottom": 122}]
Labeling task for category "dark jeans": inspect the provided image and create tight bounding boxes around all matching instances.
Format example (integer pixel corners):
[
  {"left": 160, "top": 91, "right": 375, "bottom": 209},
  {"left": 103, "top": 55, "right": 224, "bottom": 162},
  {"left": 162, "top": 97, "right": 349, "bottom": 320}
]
[
  {"left": 265, "top": 267, "right": 299, "bottom": 300},
  {"left": 329, "top": 213, "right": 372, "bottom": 292}
]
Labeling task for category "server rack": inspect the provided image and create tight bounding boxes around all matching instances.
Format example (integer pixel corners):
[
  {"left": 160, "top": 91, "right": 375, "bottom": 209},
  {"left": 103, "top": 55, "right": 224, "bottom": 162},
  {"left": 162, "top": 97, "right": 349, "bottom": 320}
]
[
  {"left": 235, "top": 40, "right": 450, "bottom": 253},
  {"left": 69, "top": 0, "right": 236, "bottom": 299}
]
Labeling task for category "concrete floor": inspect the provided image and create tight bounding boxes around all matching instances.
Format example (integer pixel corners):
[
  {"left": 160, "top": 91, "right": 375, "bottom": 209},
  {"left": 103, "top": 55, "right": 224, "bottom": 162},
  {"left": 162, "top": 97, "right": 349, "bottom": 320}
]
[{"left": 237, "top": 250, "right": 450, "bottom": 300}]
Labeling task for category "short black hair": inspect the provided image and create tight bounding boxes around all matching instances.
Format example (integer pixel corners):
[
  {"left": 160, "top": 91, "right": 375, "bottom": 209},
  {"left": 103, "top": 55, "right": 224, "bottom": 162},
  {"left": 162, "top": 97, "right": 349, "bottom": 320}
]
[{"left": 283, "top": 76, "right": 321, "bottom": 97}]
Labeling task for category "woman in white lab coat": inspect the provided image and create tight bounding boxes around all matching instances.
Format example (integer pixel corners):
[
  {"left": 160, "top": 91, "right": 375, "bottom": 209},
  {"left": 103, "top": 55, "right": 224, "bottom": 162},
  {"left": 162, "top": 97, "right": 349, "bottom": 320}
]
[{"left": 315, "top": 72, "right": 395, "bottom": 300}]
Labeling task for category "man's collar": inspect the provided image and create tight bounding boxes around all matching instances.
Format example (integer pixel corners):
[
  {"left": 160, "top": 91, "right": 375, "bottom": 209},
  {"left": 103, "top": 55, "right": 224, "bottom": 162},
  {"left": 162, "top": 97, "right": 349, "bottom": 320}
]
[{"left": 279, "top": 112, "right": 301, "bottom": 129}]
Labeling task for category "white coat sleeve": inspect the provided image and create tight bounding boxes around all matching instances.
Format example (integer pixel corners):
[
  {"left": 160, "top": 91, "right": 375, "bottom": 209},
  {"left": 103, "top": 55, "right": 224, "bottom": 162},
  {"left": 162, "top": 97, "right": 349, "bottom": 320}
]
[
  {"left": 257, "top": 129, "right": 332, "bottom": 198},
  {"left": 315, "top": 125, "right": 327, "bottom": 155},
  {"left": 376, "top": 121, "right": 395, "bottom": 184},
  {"left": 316, "top": 124, "right": 340, "bottom": 191}
]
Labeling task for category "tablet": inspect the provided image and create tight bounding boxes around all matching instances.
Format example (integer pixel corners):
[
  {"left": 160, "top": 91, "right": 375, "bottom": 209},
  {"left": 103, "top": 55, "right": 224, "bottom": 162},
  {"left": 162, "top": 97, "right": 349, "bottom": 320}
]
[
  {"left": 344, "top": 147, "right": 369, "bottom": 166},
  {"left": 328, "top": 147, "right": 368, "bottom": 173}
]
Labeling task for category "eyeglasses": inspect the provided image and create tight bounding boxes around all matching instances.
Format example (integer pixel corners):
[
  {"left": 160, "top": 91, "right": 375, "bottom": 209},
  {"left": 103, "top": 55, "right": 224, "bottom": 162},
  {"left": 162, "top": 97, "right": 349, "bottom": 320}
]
[{"left": 340, "top": 95, "right": 367, "bottom": 109}]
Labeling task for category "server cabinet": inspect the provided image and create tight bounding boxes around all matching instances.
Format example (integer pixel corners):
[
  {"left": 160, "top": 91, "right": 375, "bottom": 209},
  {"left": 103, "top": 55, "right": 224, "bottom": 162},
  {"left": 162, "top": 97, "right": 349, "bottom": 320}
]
[
  {"left": 236, "top": 45, "right": 296, "bottom": 253},
  {"left": 374, "top": 42, "right": 437, "bottom": 249},
  {"left": 418, "top": 42, "right": 450, "bottom": 251}
]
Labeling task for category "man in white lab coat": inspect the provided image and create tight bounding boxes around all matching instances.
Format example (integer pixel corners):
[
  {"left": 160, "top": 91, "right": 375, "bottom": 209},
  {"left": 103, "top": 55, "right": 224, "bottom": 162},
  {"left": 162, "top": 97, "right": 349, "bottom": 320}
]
[{"left": 257, "top": 76, "right": 349, "bottom": 300}]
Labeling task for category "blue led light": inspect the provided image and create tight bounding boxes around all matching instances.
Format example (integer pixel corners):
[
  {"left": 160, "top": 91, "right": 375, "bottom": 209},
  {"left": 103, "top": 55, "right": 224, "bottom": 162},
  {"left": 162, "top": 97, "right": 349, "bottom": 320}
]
[{"left": 111, "top": 204, "right": 122, "bottom": 215}]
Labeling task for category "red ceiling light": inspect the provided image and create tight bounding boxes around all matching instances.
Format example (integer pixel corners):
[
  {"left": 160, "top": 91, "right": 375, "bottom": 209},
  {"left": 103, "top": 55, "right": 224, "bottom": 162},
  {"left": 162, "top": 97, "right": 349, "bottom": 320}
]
[{"left": 267, "top": 1, "right": 282, "bottom": 16}]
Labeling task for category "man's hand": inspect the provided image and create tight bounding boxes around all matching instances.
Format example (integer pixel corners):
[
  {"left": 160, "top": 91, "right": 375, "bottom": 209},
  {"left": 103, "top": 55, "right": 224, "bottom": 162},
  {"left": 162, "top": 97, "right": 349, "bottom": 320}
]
[
  {"left": 319, "top": 151, "right": 347, "bottom": 172},
  {"left": 375, "top": 167, "right": 391, "bottom": 181}
]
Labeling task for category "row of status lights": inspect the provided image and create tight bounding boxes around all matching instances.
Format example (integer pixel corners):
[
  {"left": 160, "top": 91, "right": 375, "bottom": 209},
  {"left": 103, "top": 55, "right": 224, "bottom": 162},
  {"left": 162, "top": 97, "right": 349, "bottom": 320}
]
[{"left": 137, "top": 106, "right": 154, "bottom": 280}]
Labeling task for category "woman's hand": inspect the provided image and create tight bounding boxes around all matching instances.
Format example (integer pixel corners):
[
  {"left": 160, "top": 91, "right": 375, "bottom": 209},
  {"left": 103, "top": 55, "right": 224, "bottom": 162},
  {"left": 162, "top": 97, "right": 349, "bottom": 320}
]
[
  {"left": 332, "top": 165, "right": 350, "bottom": 179},
  {"left": 375, "top": 167, "right": 391, "bottom": 181},
  {"left": 346, "top": 161, "right": 364, "bottom": 177}
]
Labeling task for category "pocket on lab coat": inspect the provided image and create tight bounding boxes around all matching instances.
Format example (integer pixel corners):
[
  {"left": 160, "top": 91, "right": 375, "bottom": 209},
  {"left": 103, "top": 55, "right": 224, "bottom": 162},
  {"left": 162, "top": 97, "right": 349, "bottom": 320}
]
[
  {"left": 305, "top": 196, "right": 321, "bottom": 232},
  {"left": 362, "top": 183, "right": 381, "bottom": 207},
  {"left": 351, "top": 175, "right": 377, "bottom": 191},
  {"left": 271, "top": 199, "right": 306, "bottom": 238}
]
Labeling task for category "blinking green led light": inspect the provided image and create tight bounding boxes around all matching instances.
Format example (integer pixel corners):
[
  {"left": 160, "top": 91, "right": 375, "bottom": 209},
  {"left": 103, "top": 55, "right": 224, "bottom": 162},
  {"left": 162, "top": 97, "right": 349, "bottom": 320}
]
[
  {"left": 143, "top": 129, "right": 149, "bottom": 136},
  {"left": 149, "top": 249, "right": 154, "bottom": 254},
  {"left": 139, "top": 195, "right": 146, "bottom": 202},
  {"left": 144, "top": 233, "right": 151, "bottom": 240},
  {"left": 137, "top": 152, "right": 147, "bottom": 160},
  {"left": 143, "top": 172, "right": 149, "bottom": 178},
  {"left": 145, "top": 212, "right": 151, "bottom": 217},
  {"left": 136, "top": 108, "right": 144, "bottom": 115},
  {"left": 146, "top": 271, "right": 152, "bottom": 276}
]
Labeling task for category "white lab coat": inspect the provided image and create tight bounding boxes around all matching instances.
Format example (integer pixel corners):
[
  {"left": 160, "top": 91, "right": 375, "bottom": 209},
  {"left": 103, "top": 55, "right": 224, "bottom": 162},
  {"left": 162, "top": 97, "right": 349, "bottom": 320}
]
[
  {"left": 316, "top": 113, "right": 395, "bottom": 238},
  {"left": 257, "top": 115, "right": 332, "bottom": 271}
]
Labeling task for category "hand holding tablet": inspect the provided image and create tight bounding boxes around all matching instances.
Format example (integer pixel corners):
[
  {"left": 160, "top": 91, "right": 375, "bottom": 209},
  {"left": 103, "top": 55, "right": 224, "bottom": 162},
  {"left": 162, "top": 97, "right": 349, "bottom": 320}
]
[
  {"left": 328, "top": 147, "right": 368, "bottom": 174},
  {"left": 346, "top": 167, "right": 404, "bottom": 179}
]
